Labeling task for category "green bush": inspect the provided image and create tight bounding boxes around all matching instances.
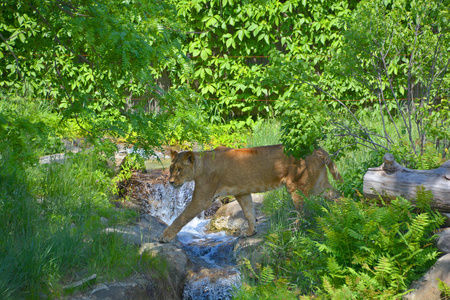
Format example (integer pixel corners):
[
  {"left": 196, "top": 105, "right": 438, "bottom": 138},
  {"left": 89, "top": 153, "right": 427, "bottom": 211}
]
[
  {"left": 0, "top": 98, "right": 145, "bottom": 298},
  {"left": 317, "top": 195, "right": 443, "bottom": 299},
  {"left": 237, "top": 187, "right": 444, "bottom": 299}
]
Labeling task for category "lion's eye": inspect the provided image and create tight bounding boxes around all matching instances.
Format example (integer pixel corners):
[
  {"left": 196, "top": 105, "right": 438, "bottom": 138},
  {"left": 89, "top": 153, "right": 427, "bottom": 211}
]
[{"left": 177, "top": 168, "right": 181, "bottom": 174}]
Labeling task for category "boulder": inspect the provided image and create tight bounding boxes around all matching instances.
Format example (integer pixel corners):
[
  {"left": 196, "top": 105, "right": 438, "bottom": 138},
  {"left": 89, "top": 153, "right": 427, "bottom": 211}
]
[
  {"left": 70, "top": 215, "right": 190, "bottom": 300},
  {"left": 404, "top": 253, "right": 450, "bottom": 300},
  {"left": 69, "top": 275, "right": 154, "bottom": 300},
  {"left": 206, "top": 194, "right": 269, "bottom": 275},
  {"left": 105, "top": 214, "right": 167, "bottom": 245},
  {"left": 436, "top": 228, "right": 450, "bottom": 254},
  {"left": 207, "top": 194, "right": 267, "bottom": 236}
]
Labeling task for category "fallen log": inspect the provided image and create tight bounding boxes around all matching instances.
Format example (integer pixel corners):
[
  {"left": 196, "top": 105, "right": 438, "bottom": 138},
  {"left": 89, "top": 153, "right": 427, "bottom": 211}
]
[{"left": 363, "top": 153, "right": 450, "bottom": 212}]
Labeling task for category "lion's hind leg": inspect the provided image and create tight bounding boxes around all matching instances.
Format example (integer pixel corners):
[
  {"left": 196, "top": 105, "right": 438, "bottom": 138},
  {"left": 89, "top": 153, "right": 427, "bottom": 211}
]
[
  {"left": 287, "top": 183, "right": 308, "bottom": 214},
  {"left": 235, "top": 194, "right": 257, "bottom": 237}
]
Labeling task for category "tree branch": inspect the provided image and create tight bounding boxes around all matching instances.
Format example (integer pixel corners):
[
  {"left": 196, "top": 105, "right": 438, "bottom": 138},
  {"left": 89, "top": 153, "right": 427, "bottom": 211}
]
[{"left": 0, "top": 33, "right": 23, "bottom": 80}]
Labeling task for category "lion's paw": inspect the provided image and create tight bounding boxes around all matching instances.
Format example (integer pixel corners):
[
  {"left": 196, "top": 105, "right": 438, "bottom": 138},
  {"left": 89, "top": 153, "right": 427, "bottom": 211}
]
[
  {"left": 158, "top": 230, "right": 175, "bottom": 243},
  {"left": 243, "top": 228, "right": 257, "bottom": 237}
]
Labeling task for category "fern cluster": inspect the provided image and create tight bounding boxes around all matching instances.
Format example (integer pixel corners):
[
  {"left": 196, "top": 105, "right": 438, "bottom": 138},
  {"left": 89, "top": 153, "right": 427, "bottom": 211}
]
[
  {"left": 237, "top": 187, "right": 444, "bottom": 299},
  {"left": 317, "top": 196, "right": 443, "bottom": 298}
]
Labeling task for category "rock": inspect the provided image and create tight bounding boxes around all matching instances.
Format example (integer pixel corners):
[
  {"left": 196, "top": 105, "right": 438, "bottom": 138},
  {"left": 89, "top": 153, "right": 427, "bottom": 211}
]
[
  {"left": 63, "top": 274, "right": 97, "bottom": 290},
  {"left": 140, "top": 242, "right": 190, "bottom": 277},
  {"left": 105, "top": 214, "right": 167, "bottom": 245},
  {"left": 69, "top": 275, "right": 154, "bottom": 300},
  {"left": 206, "top": 194, "right": 269, "bottom": 277},
  {"left": 442, "top": 213, "right": 450, "bottom": 228},
  {"left": 233, "top": 213, "right": 269, "bottom": 278},
  {"left": 436, "top": 228, "right": 450, "bottom": 254},
  {"left": 183, "top": 267, "right": 241, "bottom": 300},
  {"left": 71, "top": 214, "right": 190, "bottom": 300},
  {"left": 111, "top": 152, "right": 128, "bottom": 173},
  {"left": 404, "top": 253, "right": 450, "bottom": 300},
  {"left": 207, "top": 194, "right": 267, "bottom": 236},
  {"left": 204, "top": 199, "right": 223, "bottom": 218},
  {"left": 39, "top": 153, "right": 66, "bottom": 164}
]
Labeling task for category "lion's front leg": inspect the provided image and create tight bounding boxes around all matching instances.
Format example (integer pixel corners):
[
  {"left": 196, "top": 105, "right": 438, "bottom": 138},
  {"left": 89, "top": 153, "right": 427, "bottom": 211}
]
[{"left": 159, "top": 190, "right": 213, "bottom": 243}]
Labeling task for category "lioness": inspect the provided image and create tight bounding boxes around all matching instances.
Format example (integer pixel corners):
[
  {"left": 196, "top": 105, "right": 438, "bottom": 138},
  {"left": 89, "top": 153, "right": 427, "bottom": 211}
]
[{"left": 159, "top": 144, "right": 342, "bottom": 243}]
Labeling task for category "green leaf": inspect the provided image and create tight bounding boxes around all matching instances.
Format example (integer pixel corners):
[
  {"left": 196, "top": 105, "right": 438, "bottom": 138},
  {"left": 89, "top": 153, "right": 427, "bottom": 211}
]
[
  {"left": 248, "top": 23, "right": 258, "bottom": 31},
  {"left": 200, "top": 49, "right": 208, "bottom": 60},
  {"left": 19, "top": 33, "right": 25, "bottom": 43}
]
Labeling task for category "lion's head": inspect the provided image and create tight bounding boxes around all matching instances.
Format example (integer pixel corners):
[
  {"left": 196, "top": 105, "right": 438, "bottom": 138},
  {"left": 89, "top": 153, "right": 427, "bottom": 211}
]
[{"left": 168, "top": 150, "right": 195, "bottom": 188}]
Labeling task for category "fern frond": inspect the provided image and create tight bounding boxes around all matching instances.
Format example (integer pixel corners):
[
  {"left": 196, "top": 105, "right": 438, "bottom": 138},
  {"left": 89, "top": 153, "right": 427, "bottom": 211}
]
[{"left": 260, "top": 266, "right": 275, "bottom": 285}]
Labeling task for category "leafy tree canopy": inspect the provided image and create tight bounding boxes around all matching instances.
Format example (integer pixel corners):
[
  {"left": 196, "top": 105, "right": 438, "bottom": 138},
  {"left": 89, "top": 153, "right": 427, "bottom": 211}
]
[
  {"left": 0, "top": 0, "right": 206, "bottom": 154},
  {"left": 275, "top": 0, "right": 450, "bottom": 160}
]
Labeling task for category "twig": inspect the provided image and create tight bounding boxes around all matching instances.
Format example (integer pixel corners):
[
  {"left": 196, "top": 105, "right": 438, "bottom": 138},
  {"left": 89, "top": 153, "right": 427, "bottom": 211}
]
[{"left": 0, "top": 32, "right": 23, "bottom": 80}]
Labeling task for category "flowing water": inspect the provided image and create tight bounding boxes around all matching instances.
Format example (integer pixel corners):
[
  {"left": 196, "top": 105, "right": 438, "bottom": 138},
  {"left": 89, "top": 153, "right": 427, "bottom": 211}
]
[{"left": 141, "top": 172, "right": 241, "bottom": 300}]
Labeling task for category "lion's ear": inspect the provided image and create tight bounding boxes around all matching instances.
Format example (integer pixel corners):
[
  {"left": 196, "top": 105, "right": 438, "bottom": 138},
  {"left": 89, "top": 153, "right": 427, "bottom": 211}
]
[
  {"left": 183, "top": 151, "right": 195, "bottom": 165},
  {"left": 170, "top": 149, "right": 178, "bottom": 160}
]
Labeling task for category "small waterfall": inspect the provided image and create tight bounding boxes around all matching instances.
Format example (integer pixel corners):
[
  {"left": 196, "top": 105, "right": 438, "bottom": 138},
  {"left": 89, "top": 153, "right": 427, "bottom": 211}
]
[
  {"left": 144, "top": 180, "right": 195, "bottom": 225},
  {"left": 142, "top": 177, "right": 241, "bottom": 300}
]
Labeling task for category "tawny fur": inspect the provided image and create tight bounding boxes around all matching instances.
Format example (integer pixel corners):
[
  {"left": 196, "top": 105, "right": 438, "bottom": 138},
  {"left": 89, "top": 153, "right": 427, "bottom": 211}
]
[{"left": 159, "top": 144, "right": 342, "bottom": 242}]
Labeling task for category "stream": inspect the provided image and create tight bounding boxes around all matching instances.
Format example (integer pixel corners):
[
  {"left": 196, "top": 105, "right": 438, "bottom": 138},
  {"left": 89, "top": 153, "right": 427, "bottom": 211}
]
[{"left": 142, "top": 174, "right": 242, "bottom": 300}]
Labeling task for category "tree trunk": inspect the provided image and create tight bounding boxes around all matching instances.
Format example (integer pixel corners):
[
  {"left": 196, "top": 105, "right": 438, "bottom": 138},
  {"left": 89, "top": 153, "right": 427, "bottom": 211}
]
[{"left": 363, "top": 153, "right": 450, "bottom": 212}]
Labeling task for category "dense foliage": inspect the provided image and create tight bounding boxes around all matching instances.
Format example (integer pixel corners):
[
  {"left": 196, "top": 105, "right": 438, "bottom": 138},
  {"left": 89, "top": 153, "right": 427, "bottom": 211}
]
[
  {"left": 168, "top": 0, "right": 357, "bottom": 134},
  {"left": 0, "top": 0, "right": 207, "bottom": 151},
  {"left": 235, "top": 189, "right": 444, "bottom": 299},
  {"left": 1, "top": 0, "right": 449, "bottom": 298},
  {"left": 275, "top": 0, "right": 450, "bottom": 161}
]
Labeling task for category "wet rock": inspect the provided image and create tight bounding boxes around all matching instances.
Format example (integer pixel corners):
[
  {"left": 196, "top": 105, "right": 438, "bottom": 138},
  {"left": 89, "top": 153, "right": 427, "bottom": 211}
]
[
  {"left": 404, "top": 253, "right": 450, "bottom": 300},
  {"left": 116, "top": 169, "right": 195, "bottom": 218},
  {"left": 203, "top": 199, "right": 223, "bottom": 219},
  {"left": 205, "top": 194, "right": 269, "bottom": 279},
  {"left": 233, "top": 215, "right": 269, "bottom": 279},
  {"left": 183, "top": 267, "right": 241, "bottom": 300}
]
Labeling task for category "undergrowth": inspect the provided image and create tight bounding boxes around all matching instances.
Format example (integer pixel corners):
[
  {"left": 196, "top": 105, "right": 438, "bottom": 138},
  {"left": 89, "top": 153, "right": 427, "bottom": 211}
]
[
  {"left": 0, "top": 98, "right": 162, "bottom": 298},
  {"left": 235, "top": 187, "right": 444, "bottom": 299},
  {"left": 0, "top": 150, "right": 150, "bottom": 298}
]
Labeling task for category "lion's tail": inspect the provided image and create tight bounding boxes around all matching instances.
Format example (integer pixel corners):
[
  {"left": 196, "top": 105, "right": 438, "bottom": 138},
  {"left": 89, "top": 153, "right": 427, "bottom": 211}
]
[
  {"left": 327, "top": 159, "right": 343, "bottom": 183},
  {"left": 317, "top": 148, "right": 343, "bottom": 183}
]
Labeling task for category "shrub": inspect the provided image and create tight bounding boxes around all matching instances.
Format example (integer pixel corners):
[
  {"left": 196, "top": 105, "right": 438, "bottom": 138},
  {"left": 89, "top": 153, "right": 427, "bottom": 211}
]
[{"left": 237, "top": 188, "right": 444, "bottom": 299}]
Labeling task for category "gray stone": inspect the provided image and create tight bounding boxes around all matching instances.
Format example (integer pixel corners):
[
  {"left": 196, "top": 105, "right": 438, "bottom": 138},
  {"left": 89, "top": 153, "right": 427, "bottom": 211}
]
[
  {"left": 437, "top": 228, "right": 450, "bottom": 254},
  {"left": 404, "top": 253, "right": 450, "bottom": 300},
  {"left": 105, "top": 214, "right": 167, "bottom": 245},
  {"left": 70, "top": 214, "right": 189, "bottom": 300},
  {"left": 207, "top": 194, "right": 267, "bottom": 236},
  {"left": 39, "top": 153, "right": 66, "bottom": 164},
  {"left": 140, "top": 242, "right": 190, "bottom": 284},
  {"left": 206, "top": 194, "right": 269, "bottom": 275},
  {"left": 69, "top": 275, "right": 153, "bottom": 300},
  {"left": 442, "top": 213, "right": 450, "bottom": 228}
]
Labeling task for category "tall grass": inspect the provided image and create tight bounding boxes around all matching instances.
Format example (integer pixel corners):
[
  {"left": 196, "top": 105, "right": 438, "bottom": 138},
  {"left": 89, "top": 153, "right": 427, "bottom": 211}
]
[
  {"left": 0, "top": 97, "right": 149, "bottom": 298},
  {"left": 246, "top": 119, "right": 281, "bottom": 147},
  {"left": 0, "top": 151, "right": 145, "bottom": 298}
]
